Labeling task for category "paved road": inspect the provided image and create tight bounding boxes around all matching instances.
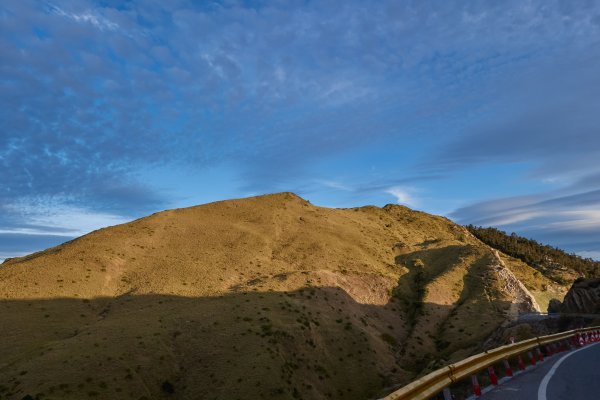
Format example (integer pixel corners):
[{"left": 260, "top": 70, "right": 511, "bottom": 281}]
[{"left": 479, "top": 342, "right": 600, "bottom": 400}]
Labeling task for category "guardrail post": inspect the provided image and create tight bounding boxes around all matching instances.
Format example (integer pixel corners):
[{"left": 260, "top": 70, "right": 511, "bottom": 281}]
[
  {"left": 517, "top": 354, "right": 525, "bottom": 371},
  {"left": 528, "top": 351, "right": 536, "bottom": 366},
  {"left": 471, "top": 375, "right": 481, "bottom": 397},
  {"left": 503, "top": 359, "right": 513, "bottom": 377},
  {"left": 442, "top": 387, "right": 452, "bottom": 400},
  {"left": 488, "top": 365, "right": 498, "bottom": 386}
]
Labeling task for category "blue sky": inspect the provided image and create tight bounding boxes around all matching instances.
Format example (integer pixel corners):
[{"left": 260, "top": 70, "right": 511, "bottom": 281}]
[{"left": 2, "top": 0, "right": 600, "bottom": 261}]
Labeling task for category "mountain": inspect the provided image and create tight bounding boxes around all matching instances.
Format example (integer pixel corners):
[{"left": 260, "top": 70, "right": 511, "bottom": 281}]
[{"left": 0, "top": 193, "right": 571, "bottom": 400}]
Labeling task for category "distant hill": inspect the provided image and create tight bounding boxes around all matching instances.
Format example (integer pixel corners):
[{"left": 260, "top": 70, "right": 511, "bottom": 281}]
[
  {"left": 0, "top": 193, "right": 572, "bottom": 400},
  {"left": 465, "top": 225, "right": 600, "bottom": 281}
]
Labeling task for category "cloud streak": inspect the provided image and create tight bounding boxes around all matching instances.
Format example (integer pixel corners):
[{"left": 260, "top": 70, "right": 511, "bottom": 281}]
[
  {"left": 385, "top": 187, "right": 418, "bottom": 208},
  {"left": 47, "top": 3, "right": 119, "bottom": 31},
  {"left": 452, "top": 184, "right": 600, "bottom": 257}
]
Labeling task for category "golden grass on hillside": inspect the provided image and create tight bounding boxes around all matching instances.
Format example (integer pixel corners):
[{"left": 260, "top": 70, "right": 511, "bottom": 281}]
[{"left": 0, "top": 193, "right": 570, "bottom": 400}]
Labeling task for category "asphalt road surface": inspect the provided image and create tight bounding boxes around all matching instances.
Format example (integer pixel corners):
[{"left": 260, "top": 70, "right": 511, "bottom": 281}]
[{"left": 479, "top": 342, "right": 600, "bottom": 400}]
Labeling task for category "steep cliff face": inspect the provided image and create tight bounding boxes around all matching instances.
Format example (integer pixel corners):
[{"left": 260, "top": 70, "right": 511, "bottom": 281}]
[{"left": 560, "top": 278, "right": 600, "bottom": 314}]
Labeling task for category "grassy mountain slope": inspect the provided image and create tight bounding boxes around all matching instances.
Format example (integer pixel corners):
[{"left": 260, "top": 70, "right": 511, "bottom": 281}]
[{"left": 0, "top": 193, "right": 567, "bottom": 400}]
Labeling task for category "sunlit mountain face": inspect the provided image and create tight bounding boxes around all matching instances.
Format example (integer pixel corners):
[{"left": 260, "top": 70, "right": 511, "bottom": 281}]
[{"left": 0, "top": 192, "right": 578, "bottom": 399}]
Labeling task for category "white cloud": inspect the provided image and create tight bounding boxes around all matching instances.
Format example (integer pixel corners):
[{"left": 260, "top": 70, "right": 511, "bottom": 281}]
[
  {"left": 539, "top": 209, "right": 600, "bottom": 231},
  {"left": 316, "top": 180, "right": 352, "bottom": 191},
  {"left": 318, "top": 80, "right": 373, "bottom": 106},
  {"left": 48, "top": 4, "right": 119, "bottom": 31},
  {"left": 385, "top": 186, "right": 417, "bottom": 207},
  {"left": 3, "top": 200, "right": 129, "bottom": 237},
  {"left": 0, "top": 201, "right": 130, "bottom": 262},
  {"left": 451, "top": 187, "right": 600, "bottom": 257},
  {"left": 0, "top": 228, "right": 73, "bottom": 237},
  {"left": 485, "top": 211, "right": 545, "bottom": 226},
  {"left": 577, "top": 251, "right": 600, "bottom": 261},
  {"left": 32, "top": 208, "right": 128, "bottom": 236}
]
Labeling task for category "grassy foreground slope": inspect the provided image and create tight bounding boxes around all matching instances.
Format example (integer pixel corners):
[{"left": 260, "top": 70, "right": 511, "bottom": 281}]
[{"left": 0, "top": 193, "right": 565, "bottom": 400}]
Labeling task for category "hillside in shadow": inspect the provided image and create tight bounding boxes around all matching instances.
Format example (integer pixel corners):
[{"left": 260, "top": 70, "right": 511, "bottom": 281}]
[{"left": 0, "top": 285, "right": 517, "bottom": 400}]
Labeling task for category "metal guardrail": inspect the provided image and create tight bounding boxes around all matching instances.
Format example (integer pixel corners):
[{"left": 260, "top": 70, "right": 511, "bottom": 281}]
[
  {"left": 517, "top": 312, "right": 600, "bottom": 321},
  {"left": 381, "top": 325, "right": 600, "bottom": 400}
]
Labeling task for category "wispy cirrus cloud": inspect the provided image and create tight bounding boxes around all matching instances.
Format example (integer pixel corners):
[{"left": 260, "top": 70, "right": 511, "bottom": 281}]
[
  {"left": 452, "top": 183, "right": 600, "bottom": 258},
  {"left": 46, "top": 3, "right": 119, "bottom": 31}
]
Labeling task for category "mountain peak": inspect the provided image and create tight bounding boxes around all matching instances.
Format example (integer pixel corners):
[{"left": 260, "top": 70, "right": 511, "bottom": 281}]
[{"left": 0, "top": 193, "right": 573, "bottom": 400}]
